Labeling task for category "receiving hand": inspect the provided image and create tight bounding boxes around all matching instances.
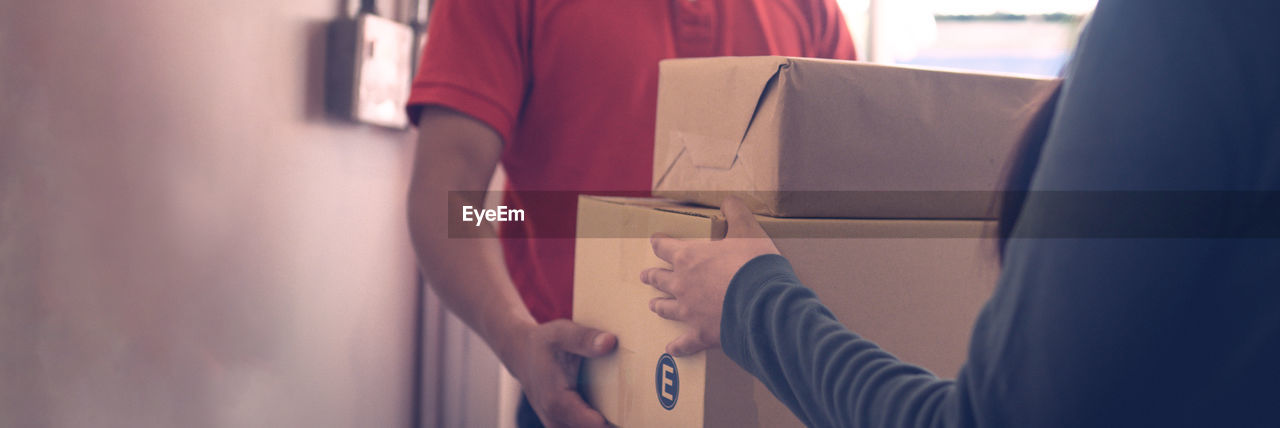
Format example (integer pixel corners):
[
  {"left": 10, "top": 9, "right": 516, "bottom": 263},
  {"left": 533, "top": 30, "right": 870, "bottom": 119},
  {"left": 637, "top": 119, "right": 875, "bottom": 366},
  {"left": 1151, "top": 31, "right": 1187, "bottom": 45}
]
[
  {"left": 640, "top": 197, "right": 780, "bottom": 356},
  {"left": 504, "top": 320, "right": 617, "bottom": 427}
]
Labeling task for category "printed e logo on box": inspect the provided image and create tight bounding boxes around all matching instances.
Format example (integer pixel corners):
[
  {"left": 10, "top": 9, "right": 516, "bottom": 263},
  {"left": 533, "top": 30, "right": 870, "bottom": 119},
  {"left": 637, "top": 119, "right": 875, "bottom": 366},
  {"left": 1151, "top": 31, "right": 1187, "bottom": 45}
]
[{"left": 655, "top": 353, "right": 679, "bottom": 410}]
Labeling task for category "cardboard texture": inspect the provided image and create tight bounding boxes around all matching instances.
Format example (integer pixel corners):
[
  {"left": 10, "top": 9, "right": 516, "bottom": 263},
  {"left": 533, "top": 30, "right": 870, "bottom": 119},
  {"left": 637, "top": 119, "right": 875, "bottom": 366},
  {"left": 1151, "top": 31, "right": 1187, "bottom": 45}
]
[
  {"left": 573, "top": 196, "right": 999, "bottom": 427},
  {"left": 651, "top": 56, "right": 1060, "bottom": 219}
]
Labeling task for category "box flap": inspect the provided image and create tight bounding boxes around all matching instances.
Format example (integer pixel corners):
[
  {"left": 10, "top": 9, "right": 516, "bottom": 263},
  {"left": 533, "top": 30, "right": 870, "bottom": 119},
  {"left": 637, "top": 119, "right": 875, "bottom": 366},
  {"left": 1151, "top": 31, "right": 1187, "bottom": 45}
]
[
  {"left": 581, "top": 196, "right": 992, "bottom": 239},
  {"left": 654, "top": 56, "right": 1061, "bottom": 218},
  {"left": 657, "top": 56, "right": 790, "bottom": 171}
]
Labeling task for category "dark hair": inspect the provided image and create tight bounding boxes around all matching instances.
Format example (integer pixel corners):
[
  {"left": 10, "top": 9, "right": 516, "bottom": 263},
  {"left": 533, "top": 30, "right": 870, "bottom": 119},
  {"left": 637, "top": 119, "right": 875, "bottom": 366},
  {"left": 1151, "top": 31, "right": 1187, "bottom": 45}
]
[{"left": 996, "top": 84, "right": 1063, "bottom": 260}]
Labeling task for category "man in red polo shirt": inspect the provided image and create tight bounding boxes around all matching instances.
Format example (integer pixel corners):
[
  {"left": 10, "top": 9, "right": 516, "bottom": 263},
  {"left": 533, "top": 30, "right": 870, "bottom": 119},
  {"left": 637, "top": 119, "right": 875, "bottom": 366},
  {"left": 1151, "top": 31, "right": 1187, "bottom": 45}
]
[{"left": 406, "top": 1, "right": 856, "bottom": 426}]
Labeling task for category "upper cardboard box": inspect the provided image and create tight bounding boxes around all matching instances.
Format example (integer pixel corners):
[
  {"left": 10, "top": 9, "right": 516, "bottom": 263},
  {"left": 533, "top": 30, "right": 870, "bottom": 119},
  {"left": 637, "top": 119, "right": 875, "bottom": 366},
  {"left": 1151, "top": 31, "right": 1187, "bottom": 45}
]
[{"left": 652, "top": 56, "right": 1060, "bottom": 219}]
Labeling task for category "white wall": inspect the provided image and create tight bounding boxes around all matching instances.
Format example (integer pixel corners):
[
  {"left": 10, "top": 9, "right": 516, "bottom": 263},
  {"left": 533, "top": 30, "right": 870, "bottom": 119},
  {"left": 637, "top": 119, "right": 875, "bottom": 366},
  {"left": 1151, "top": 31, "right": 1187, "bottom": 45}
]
[{"left": 0, "top": 1, "right": 421, "bottom": 426}]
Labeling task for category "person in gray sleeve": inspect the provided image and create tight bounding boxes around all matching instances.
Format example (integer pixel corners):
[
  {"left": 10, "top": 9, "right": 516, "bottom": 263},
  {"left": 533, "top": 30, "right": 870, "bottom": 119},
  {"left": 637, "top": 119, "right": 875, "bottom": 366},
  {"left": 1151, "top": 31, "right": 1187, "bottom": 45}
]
[{"left": 638, "top": 1, "right": 1280, "bottom": 426}]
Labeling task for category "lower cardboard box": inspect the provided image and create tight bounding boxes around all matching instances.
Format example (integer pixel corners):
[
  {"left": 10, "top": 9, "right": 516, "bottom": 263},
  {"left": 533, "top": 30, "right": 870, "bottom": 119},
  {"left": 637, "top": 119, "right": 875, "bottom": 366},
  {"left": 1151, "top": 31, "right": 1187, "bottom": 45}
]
[{"left": 572, "top": 196, "right": 999, "bottom": 427}]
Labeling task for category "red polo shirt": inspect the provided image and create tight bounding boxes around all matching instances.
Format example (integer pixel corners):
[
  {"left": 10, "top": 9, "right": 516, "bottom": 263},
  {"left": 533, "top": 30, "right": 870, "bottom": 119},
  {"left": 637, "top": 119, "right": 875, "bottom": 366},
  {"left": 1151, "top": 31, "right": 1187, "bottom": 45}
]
[{"left": 409, "top": 0, "right": 857, "bottom": 323}]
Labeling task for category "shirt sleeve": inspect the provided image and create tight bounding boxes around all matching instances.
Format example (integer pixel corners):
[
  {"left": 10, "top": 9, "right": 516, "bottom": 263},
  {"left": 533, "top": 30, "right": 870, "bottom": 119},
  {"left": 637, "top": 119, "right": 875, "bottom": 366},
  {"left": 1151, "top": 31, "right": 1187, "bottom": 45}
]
[
  {"left": 721, "top": 254, "right": 964, "bottom": 428},
  {"left": 406, "top": 0, "right": 529, "bottom": 143},
  {"left": 813, "top": 0, "right": 858, "bottom": 60}
]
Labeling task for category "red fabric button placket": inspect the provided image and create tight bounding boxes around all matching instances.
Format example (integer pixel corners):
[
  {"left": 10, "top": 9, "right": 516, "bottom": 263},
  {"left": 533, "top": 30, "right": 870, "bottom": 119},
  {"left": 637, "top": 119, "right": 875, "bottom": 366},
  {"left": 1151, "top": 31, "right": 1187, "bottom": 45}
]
[{"left": 672, "top": 0, "right": 716, "bottom": 57}]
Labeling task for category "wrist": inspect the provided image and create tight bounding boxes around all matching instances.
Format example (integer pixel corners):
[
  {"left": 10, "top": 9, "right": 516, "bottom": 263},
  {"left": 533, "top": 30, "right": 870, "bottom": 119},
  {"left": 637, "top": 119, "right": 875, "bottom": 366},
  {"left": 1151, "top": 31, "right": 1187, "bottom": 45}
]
[{"left": 488, "top": 312, "right": 537, "bottom": 367}]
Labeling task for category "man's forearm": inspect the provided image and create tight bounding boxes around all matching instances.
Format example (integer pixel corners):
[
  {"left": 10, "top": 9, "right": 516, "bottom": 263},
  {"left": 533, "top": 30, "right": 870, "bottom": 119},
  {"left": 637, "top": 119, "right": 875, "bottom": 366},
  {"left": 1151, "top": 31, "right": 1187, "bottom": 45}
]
[
  {"left": 408, "top": 187, "right": 535, "bottom": 361},
  {"left": 406, "top": 107, "right": 618, "bottom": 427},
  {"left": 407, "top": 106, "right": 534, "bottom": 364}
]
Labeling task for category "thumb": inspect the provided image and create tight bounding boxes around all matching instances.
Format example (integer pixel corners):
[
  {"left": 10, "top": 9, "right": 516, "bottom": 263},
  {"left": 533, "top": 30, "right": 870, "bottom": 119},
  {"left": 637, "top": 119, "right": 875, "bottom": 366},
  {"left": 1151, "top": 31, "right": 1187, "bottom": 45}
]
[
  {"left": 722, "top": 197, "right": 765, "bottom": 238},
  {"left": 550, "top": 320, "right": 617, "bottom": 357},
  {"left": 666, "top": 332, "right": 711, "bottom": 357}
]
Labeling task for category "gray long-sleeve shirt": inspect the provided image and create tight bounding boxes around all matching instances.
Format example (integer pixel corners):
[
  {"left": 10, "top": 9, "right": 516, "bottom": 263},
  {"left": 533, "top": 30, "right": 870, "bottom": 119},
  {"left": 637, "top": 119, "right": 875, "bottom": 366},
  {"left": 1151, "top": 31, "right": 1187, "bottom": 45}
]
[{"left": 719, "top": 1, "right": 1280, "bottom": 427}]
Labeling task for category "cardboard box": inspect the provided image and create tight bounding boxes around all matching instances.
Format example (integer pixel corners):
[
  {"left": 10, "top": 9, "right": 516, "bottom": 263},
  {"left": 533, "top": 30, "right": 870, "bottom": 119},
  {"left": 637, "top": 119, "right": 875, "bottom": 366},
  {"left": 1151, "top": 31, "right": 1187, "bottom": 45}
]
[
  {"left": 573, "top": 196, "right": 998, "bottom": 427},
  {"left": 651, "top": 56, "right": 1060, "bottom": 218}
]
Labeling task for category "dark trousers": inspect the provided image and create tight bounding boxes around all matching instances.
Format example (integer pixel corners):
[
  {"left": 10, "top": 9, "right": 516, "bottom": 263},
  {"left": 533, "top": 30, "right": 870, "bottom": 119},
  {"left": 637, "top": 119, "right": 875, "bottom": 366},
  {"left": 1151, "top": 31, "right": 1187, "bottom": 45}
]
[
  {"left": 519, "top": 365, "right": 599, "bottom": 427},
  {"left": 517, "top": 394, "right": 545, "bottom": 428}
]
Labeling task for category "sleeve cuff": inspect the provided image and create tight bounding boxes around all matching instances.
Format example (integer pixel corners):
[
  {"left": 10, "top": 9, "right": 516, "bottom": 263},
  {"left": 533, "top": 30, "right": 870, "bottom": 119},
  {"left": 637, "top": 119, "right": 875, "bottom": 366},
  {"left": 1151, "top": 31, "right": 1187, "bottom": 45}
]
[{"left": 405, "top": 82, "right": 517, "bottom": 144}]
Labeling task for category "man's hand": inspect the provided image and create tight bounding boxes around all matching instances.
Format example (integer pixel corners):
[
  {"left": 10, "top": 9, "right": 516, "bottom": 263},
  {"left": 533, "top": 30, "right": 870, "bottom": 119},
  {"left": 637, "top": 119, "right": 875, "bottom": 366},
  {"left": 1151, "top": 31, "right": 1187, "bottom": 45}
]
[
  {"left": 640, "top": 197, "right": 780, "bottom": 356},
  {"left": 503, "top": 320, "right": 617, "bottom": 428}
]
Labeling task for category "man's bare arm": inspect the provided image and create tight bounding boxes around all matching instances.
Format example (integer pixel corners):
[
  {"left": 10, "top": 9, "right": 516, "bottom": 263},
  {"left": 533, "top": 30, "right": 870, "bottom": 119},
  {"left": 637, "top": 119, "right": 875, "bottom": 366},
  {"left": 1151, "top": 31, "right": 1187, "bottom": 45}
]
[
  {"left": 406, "top": 106, "right": 615, "bottom": 427},
  {"left": 407, "top": 106, "right": 532, "bottom": 356}
]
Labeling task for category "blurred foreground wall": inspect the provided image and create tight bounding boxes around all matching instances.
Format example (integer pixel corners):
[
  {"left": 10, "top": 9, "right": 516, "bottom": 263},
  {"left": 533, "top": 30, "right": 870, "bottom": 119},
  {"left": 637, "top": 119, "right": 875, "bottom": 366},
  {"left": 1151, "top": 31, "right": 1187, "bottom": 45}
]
[{"left": 0, "top": 1, "right": 420, "bottom": 426}]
